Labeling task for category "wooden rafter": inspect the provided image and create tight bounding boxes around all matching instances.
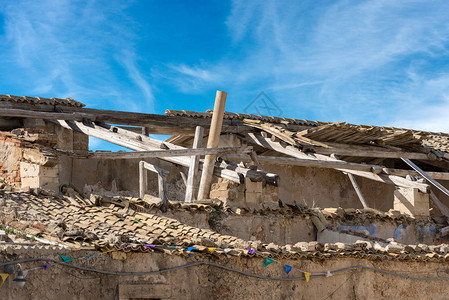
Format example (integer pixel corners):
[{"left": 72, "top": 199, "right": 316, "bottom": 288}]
[{"left": 243, "top": 132, "right": 429, "bottom": 193}]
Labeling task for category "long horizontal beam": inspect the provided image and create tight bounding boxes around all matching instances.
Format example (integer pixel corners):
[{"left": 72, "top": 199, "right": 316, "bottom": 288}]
[
  {"left": 311, "top": 146, "right": 432, "bottom": 160},
  {"left": 222, "top": 154, "right": 382, "bottom": 172},
  {"left": 223, "top": 153, "right": 449, "bottom": 180},
  {"left": 0, "top": 106, "right": 254, "bottom": 135},
  {"left": 88, "top": 146, "right": 253, "bottom": 160}
]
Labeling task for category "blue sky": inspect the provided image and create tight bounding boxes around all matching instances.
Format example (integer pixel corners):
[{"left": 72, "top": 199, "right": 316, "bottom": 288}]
[{"left": 1, "top": 1, "right": 449, "bottom": 149}]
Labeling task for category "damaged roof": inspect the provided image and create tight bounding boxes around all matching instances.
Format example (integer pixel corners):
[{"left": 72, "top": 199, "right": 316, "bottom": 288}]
[
  {"left": 0, "top": 94, "right": 85, "bottom": 108},
  {"left": 165, "top": 109, "right": 449, "bottom": 154},
  {"left": 2, "top": 188, "right": 449, "bottom": 262}
]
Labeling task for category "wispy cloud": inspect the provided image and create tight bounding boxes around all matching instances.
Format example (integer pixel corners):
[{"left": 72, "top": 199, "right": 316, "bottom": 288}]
[
  {"left": 160, "top": 0, "right": 449, "bottom": 130},
  {"left": 0, "top": 0, "right": 155, "bottom": 113},
  {"left": 120, "top": 51, "right": 155, "bottom": 112}
]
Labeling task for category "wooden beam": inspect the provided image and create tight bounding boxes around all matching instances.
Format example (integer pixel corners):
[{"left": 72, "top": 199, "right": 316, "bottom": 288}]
[
  {"left": 185, "top": 126, "right": 204, "bottom": 203},
  {"left": 222, "top": 154, "right": 383, "bottom": 172},
  {"left": 142, "top": 126, "right": 150, "bottom": 136},
  {"left": 401, "top": 158, "right": 449, "bottom": 197},
  {"left": 198, "top": 91, "right": 227, "bottom": 200},
  {"left": 429, "top": 190, "right": 449, "bottom": 219},
  {"left": 53, "top": 119, "right": 240, "bottom": 183},
  {"left": 0, "top": 106, "right": 254, "bottom": 135},
  {"left": 244, "top": 133, "right": 429, "bottom": 193},
  {"left": 310, "top": 146, "right": 432, "bottom": 160},
  {"left": 139, "top": 161, "right": 147, "bottom": 199},
  {"left": 142, "top": 161, "right": 170, "bottom": 177},
  {"left": 388, "top": 169, "right": 449, "bottom": 181},
  {"left": 53, "top": 119, "right": 272, "bottom": 184},
  {"left": 141, "top": 161, "right": 169, "bottom": 211},
  {"left": 249, "top": 151, "right": 261, "bottom": 169},
  {"left": 347, "top": 174, "right": 368, "bottom": 208},
  {"left": 88, "top": 146, "right": 253, "bottom": 160}
]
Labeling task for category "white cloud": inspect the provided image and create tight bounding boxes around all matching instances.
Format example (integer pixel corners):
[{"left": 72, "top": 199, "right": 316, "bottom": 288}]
[
  {"left": 160, "top": 0, "right": 449, "bottom": 132},
  {"left": 0, "top": 0, "right": 155, "bottom": 112},
  {"left": 120, "top": 51, "right": 155, "bottom": 112}
]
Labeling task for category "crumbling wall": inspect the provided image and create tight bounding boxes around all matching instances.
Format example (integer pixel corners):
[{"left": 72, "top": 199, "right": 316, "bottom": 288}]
[
  {"left": 261, "top": 164, "right": 395, "bottom": 211},
  {"left": 0, "top": 247, "right": 448, "bottom": 300},
  {"left": 0, "top": 136, "right": 23, "bottom": 187},
  {"left": 70, "top": 157, "right": 186, "bottom": 200},
  {"left": 0, "top": 121, "right": 88, "bottom": 192}
]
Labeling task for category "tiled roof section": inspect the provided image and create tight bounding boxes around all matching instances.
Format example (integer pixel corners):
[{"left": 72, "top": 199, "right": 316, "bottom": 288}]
[
  {"left": 0, "top": 94, "right": 85, "bottom": 107},
  {"left": 421, "top": 133, "right": 449, "bottom": 153},
  {"left": 0, "top": 190, "right": 254, "bottom": 250},
  {"left": 165, "top": 109, "right": 449, "bottom": 152},
  {"left": 295, "top": 122, "right": 426, "bottom": 147},
  {"left": 2, "top": 190, "right": 449, "bottom": 261},
  {"left": 165, "top": 109, "right": 330, "bottom": 127}
]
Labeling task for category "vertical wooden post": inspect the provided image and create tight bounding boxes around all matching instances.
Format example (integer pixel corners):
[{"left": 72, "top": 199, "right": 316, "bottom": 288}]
[
  {"left": 185, "top": 126, "right": 204, "bottom": 202},
  {"left": 142, "top": 126, "right": 150, "bottom": 136},
  {"left": 158, "top": 172, "right": 168, "bottom": 212},
  {"left": 348, "top": 173, "right": 368, "bottom": 208},
  {"left": 139, "top": 161, "right": 147, "bottom": 199},
  {"left": 198, "top": 91, "right": 227, "bottom": 200}
]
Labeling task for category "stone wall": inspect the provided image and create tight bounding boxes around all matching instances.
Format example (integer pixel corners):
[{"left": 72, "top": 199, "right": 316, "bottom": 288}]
[
  {"left": 0, "top": 122, "right": 88, "bottom": 191},
  {"left": 0, "top": 247, "right": 448, "bottom": 299}
]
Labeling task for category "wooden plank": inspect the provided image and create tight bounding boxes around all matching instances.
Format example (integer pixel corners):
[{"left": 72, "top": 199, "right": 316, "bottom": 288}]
[
  {"left": 198, "top": 91, "right": 227, "bottom": 200},
  {"left": 244, "top": 133, "right": 429, "bottom": 193},
  {"left": 429, "top": 190, "right": 449, "bottom": 219},
  {"left": 347, "top": 174, "right": 368, "bottom": 208},
  {"left": 142, "top": 126, "right": 150, "bottom": 136},
  {"left": 249, "top": 150, "right": 261, "bottom": 168},
  {"left": 142, "top": 161, "right": 170, "bottom": 177},
  {"left": 0, "top": 105, "right": 254, "bottom": 135},
  {"left": 139, "top": 161, "right": 147, "bottom": 199},
  {"left": 401, "top": 158, "right": 449, "bottom": 197},
  {"left": 159, "top": 172, "right": 168, "bottom": 212},
  {"left": 141, "top": 161, "right": 169, "bottom": 211},
  {"left": 311, "top": 146, "right": 431, "bottom": 160},
  {"left": 88, "top": 146, "right": 253, "bottom": 160},
  {"left": 185, "top": 126, "right": 204, "bottom": 203},
  {"left": 53, "top": 120, "right": 270, "bottom": 184},
  {"left": 222, "top": 154, "right": 383, "bottom": 172},
  {"left": 388, "top": 169, "right": 449, "bottom": 180}
]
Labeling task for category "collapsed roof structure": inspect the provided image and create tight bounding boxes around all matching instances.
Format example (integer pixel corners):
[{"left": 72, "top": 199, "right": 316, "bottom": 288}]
[{"left": 1, "top": 91, "right": 449, "bottom": 298}]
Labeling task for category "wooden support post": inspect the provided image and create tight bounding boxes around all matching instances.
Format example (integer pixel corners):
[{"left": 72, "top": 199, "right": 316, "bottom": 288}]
[
  {"left": 139, "top": 161, "right": 147, "bottom": 199},
  {"left": 198, "top": 91, "right": 227, "bottom": 200},
  {"left": 158, "top": 172, "right": 168, "bottom": 212},
  {"left": 429, "top": 190, "right": 449, "bottom": 219},
  {"left": 140, "top": 161, "right": 169, "bottom": 211},
  {"left": 249, "top": 150, "right": 261, "bottom": 169},
  {"left": 142, "top": 126, "right": 150, "bottom": 136},
  {"left": 185, "top": 126, "right": 204, "bottom": 203},
  {"left": 347, "top": 173, "right": 368, "bottom": 208}
]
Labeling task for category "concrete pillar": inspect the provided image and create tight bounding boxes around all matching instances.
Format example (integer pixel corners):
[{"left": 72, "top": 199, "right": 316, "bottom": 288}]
[{"left": 393, "top": 187, "right": 430, "bottom": 217}]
